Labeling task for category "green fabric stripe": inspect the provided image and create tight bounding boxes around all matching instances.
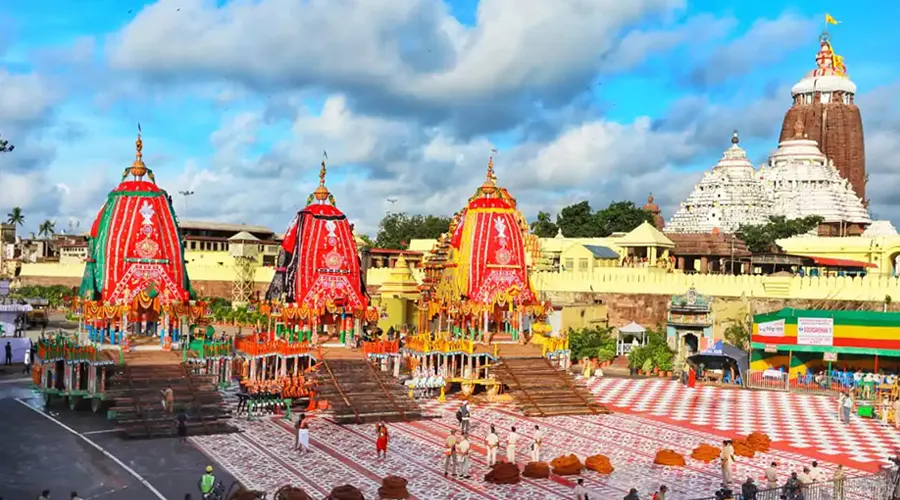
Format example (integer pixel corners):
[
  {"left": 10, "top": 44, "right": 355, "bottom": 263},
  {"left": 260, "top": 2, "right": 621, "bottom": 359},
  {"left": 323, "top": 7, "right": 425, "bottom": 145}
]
[
  {"left": 108, "top": 190, "right": 166, "bottom": 198},
  {"left": 750, "top": 342, "right": 900, "bottom": 357},
  {"left": 753, "top": 308, "right": 900, "bottom": 328},
  {"left": 94, "top": 199, "right": 117, "bottom": 294}
]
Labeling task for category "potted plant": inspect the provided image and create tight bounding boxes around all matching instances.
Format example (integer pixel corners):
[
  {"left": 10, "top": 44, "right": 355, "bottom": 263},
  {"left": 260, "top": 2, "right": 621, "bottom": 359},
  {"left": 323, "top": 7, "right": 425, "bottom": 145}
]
[{"left": 641, "top": 358, "right": 653, "bottom": 376}]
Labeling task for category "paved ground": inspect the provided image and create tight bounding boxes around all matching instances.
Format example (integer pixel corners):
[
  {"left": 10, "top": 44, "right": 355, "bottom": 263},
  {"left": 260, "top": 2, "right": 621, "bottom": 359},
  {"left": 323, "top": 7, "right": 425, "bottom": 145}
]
[
  {"left": 193, "top": 396, "right": 869, "bottom": 500},
  {"left": 0, "top": 380, "right": 238, "bottom": 500},
  {"left": 588, "top": 377, "right": 900, "bottom": 469}
]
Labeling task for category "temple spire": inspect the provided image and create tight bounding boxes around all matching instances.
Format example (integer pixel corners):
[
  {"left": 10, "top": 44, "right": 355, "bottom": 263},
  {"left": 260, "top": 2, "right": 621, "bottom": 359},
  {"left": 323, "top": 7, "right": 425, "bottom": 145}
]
[
  {"left": 128, "top": 123, "right": 148, "bottom": 180},
  {"left": 480, "top": 151, "right": 498, "bottom": 196},
  {"left": 312, "top": 151, "right": 331, "bottom": 202},
  {"left": 731, "top": 130, "right": 739, "bottom": 145}
]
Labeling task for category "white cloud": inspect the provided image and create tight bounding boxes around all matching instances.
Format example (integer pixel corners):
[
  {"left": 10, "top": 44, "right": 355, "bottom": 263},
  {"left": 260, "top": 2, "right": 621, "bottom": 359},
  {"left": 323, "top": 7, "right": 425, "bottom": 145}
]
[{"left": 107, "top": 0, "right": 686, "bottom": 134}]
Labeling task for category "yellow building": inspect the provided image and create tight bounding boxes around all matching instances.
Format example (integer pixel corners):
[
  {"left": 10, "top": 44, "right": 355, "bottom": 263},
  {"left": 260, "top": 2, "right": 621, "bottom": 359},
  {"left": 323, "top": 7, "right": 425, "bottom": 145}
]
[
  {"left": 374, "top": 254, "right": 420, "bottom": 332},
  {"left": 777, "top": 232, "right": 900, "bottom": 276},
  {"left": 559, "top": 243, "right": 620, "bottom": 272}
]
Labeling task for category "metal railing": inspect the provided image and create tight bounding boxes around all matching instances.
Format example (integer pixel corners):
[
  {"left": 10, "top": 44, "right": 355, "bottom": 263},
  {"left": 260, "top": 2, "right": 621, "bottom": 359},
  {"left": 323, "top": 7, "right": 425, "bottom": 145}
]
[
  {"left": 688, "top": 469, "right": 897, "bottom": 500},
  {"left": 746, "top": 370, "right": 888, "bottom": 402}
]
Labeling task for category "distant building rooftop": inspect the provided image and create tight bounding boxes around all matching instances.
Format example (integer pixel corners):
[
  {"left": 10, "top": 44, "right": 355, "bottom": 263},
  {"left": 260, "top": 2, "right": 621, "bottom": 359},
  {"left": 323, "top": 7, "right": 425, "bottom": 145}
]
[
  {"left": 582, "top": 245, "right": 619, "bottom": 259},
  {"left": 177, "top": 220, "right": 275, "bottom": 235}
]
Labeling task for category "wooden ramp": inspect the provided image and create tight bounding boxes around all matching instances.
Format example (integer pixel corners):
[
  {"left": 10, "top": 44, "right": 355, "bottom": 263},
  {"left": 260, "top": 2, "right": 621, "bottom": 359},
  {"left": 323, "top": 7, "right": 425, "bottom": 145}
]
[
  {"left": 107, "top": 349, "right": 236, "bottom": 439},
  {"left": 490, "top": 357, "right": 610, "bottom": 417},
  {"left": 316, "top": 356, "right": 426, "bottom": 425}
]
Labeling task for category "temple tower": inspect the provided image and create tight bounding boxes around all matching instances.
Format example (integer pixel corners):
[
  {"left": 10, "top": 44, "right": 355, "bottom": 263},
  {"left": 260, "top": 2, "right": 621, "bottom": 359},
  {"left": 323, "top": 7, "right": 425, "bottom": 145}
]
[
  {"left": 779, "top": 29, "right": 866, "bottom": 202},
  {"left": 642, "top": 193, "right": 665, "bottom": 231}
]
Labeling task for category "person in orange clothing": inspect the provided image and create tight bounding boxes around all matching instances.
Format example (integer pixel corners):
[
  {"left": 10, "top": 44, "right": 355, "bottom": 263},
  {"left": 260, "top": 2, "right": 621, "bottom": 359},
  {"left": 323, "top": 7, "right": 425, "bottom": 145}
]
[{"left": 375, "top": 421, "right": 389, "bottom": 460}]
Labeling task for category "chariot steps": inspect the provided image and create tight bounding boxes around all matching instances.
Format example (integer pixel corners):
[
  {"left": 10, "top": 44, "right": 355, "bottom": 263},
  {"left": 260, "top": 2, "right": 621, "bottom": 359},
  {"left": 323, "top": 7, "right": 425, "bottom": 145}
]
[
  {"left": 316, "top": 357, "right": 426, "bottom": 425},
  {"left": 490, "top": 357, "right": 609, "bottom": 417},
  {"left": 108, "top": 360, "right": 237, "bottom": 439}
]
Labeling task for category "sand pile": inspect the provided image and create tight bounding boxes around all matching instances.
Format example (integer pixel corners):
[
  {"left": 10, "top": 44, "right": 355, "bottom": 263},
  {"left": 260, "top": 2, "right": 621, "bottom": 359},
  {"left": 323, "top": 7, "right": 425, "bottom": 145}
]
[
  {"left": 272, "top": 486, "right": 312, "bottom": 500},
  {"left": 732, "top": 439, "right": 755, "bottom": 458},
  {"left": 377, "top": 475, "right": 410, "bottom": 499},
  {"left": 653, "top": 449, "right": 686, "bottom": 467},
  {"left": 550, "top": 454, "right": 583, "bottom": 475},
  {"left": 585, "top": 454, "right": 614, "bottom": 474},
  {"left": 484, "top": 462, "right": 521, "bottom": 484},
  {"left": 325, "top": 485, "right": 365, "bottom": 500},
  {"left": 690, "top": 444, "right": 721, "bottom": 463},
  {"left": 522, "top": 461, "right": 550, "bottom": 479},
  {"left": 747, "top": 432, "right": 771, "bottom": 452}
]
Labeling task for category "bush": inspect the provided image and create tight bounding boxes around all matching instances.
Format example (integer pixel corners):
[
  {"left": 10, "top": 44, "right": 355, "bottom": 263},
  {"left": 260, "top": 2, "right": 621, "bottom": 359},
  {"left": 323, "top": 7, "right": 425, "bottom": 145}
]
[
  {"left": 628, "top": 325, "right": 674, "bottom": 371},
  {"left": 11, "top": 284, "right": 76, "bottom": 308},
  {"left": 568, "top": 326, "right": 616, "bottom": 361}
]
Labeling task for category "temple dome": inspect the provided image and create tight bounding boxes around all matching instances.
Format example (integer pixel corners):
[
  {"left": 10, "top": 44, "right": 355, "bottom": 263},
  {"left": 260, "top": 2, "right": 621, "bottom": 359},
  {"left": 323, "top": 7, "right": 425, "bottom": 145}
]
[
  {"left": 265, "top": 159, "right": 368, "bottom": 315},
  {"left": 79, "top": 130, "right": 194, "bottom": 305},
  {"left": 666, "top": 132, "right": 770, "bottom": 234},
  {"left": 758, "top": 120, "right": 870, "bottom": 225},
  {"left": 863, "top": 220, "right": 898, "bottom": 237},
  {"left": 791, "top": 74, "right": 856, "bottom": 96},
  {"left": 791, "top": 32, "right": 855, "bottom": 97},
  {"left": 432, "top": 156, "right": 538, "bottom": 309}
]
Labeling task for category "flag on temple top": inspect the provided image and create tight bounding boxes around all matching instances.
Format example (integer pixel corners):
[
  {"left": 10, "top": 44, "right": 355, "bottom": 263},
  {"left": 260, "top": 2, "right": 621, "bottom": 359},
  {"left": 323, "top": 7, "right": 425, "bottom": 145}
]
[{"left": 825, "top": 13, "right": 840, "bottom": 25}]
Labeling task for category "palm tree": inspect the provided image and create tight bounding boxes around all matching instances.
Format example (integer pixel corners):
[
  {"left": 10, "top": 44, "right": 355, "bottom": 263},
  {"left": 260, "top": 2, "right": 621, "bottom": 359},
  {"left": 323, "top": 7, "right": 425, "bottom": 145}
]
[
  {"left": 38, "top": 220, "right": 56, "bottom": 239},
  {"left": 6, "top": 207, "right": 24, "bottom": 226}
]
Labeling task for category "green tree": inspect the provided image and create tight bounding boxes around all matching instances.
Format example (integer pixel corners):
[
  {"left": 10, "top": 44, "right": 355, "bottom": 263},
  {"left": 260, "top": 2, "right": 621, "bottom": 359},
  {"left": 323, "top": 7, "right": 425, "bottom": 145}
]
[
  {"left": 568, "top": 326, "right": 617, "bottom": 362},
  {"left": 374, "top": 212, "right": 452, "bottom": 249},
  {"left": 529, "top": 211, "right": 558, "bottom": 238},
  {"left": 38, "top": 220, "right": 56, "bottom": 239},
  {"left": 723, "top": 323, "right": 751, "bottom": 350},
  {"left": 6, "top": 206, "right": 24, "bottom": 226},
  {"left": 594, "top": 200, "right": 654, "bottom": 237},
  {"left": 736, "top": 215, "right": 824, "bottom": 254},
  {"left": 0, "top": 134, "right": 13, "bottom": 153},
  {"left": 556, "top": 201, "right": 599, "bottom": 237}
]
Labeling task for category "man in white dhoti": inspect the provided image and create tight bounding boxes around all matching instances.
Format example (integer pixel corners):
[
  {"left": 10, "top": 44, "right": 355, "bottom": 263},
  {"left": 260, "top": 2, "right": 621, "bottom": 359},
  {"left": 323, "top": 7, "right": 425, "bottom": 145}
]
[
  {"left": 765, "top": 461, "right": 778, "bottom": 489},
  {"left": 506, "top": 426, "right": 519, "bottom": 464},
  {"left": 457, "top": 433, "right": 471, "bottom": 479},
  {"left": 720, "top": 440, "right": 735, "bottom": 486},
  {"left": 485, "top": 425, "right": 499, "bottom": 466},
  {"left": 530, "top": 425, "right": 543, "bottom": 462}
]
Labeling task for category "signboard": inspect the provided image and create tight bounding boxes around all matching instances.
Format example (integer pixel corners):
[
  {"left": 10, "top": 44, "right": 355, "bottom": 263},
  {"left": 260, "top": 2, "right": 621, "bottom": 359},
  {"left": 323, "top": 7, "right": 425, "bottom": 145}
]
[
  {"left": 757, "top": 319, "right": 785, "bottom": 337},
  {"left": 797, "top": 317, "right": 834, "bottom": 346},
  {"left": 764, "top": 344, "right": 778, "bottom": 353},
  {"left": 823, "top": 352, "right": 838, "bottom": 362}
]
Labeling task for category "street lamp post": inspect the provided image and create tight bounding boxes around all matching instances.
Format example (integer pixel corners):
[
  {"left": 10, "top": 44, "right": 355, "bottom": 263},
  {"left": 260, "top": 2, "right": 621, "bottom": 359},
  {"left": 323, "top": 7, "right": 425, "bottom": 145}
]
[{"left": 178, "top": 190, "right": 195, "bottom": 218}]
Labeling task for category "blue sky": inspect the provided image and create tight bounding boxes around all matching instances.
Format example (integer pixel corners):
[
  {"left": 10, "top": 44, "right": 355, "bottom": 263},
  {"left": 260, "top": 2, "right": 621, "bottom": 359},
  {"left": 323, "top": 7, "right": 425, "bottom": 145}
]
[{"left": 1, "top": 0, "right": 899, "bottom": 236}]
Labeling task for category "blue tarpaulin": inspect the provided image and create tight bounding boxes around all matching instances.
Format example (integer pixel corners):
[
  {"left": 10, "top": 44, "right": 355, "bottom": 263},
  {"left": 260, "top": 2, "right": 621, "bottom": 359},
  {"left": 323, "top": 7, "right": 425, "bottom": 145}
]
[{"left": 689, "top": 340, "right": 749, "bottom": 386}]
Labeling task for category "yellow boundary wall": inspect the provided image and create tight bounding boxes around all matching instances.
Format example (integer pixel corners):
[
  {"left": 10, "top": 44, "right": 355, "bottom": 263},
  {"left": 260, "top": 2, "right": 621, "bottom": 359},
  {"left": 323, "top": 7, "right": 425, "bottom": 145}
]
[{"left": 20, "top": 262, "right": 900, "bottom": 302}]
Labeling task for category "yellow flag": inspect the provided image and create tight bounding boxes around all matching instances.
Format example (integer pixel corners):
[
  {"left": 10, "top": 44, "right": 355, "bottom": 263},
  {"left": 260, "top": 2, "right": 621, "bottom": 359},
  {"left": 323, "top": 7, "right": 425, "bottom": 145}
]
[{"left": 825, "top": 13, "right": 840, "bottom": 25}]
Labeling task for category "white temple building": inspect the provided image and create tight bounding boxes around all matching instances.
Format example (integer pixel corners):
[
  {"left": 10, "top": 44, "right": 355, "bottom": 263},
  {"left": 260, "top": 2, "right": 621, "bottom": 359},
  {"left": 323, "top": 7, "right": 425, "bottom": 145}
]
[
  {"left": 666, "top": 132, "right": 771, "bottom": 234},
  {"left": 667, "top": 121, "right": 870, "bottom": 235},
  {"left": 758, "top": 119, "right": 870, "bottom": 228}
]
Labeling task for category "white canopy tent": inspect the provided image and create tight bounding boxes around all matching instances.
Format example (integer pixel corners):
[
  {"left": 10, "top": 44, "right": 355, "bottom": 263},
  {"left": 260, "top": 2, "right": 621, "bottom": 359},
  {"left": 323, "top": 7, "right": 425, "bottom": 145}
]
[{"left": 616, "top": 321, "right": 647, "bottom": 356}]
